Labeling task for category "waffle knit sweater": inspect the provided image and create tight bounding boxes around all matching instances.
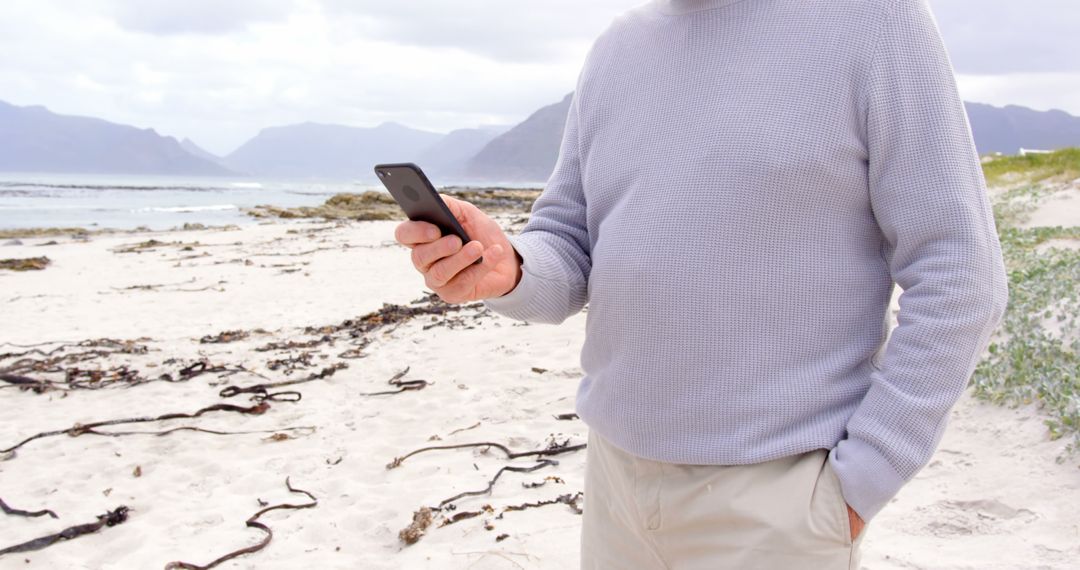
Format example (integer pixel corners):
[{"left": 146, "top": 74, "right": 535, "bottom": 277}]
[{"left": 484, "top": 0, "right": 1008, "bottom": 521}]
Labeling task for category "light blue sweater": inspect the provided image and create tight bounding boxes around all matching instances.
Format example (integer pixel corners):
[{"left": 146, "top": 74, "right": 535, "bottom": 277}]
[{"left": 485, "top": 0, "right": 1008, "bottom": 522}]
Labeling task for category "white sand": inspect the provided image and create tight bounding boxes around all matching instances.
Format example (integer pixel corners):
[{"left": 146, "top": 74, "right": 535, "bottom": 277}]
[{"left": 1, "top": 217, "right": 1078, "bottom": 569}]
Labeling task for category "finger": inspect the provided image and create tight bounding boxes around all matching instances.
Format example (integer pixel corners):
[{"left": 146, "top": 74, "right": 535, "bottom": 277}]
[
  {"left": 426, "top": 240, "right": 485, "bottom": 288},
  {"left": 395, "top": 221, "right": 442, "bottom": 246},
  {"left": 439, "top": 195, "right": 472, "bottom": 227},
  {"left": 436, "top": 243, "right": 503, "bottom": 302},
  {"left": 411, "top": 234, "right": 463, "bottom": 273}
]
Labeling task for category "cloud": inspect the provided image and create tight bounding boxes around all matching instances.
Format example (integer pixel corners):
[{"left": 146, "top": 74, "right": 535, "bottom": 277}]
[
  {"left": 0, "top": 0, "right": 1077, "bottom": 156},
  {"left": 317, "top": 0, "right": 640, "bottom": 62},
  {"left": 105, "top": 0, "right": 298, "bottom": 35},
  {"left": 930, "top": 0, "right": 1080, "bottom": 74}
]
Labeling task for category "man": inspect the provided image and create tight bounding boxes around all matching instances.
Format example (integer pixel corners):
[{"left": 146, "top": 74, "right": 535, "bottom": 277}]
[{"left": 395, "top": 0, "right": 1008, "bottom": 567}]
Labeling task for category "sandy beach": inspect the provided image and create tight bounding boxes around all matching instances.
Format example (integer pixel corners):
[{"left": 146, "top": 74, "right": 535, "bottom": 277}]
[{"left": 1, "top": 208, "right": 1079, "bottom": 569}]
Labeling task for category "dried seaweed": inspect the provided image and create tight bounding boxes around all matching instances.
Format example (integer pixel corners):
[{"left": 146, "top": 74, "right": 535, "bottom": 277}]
[
  {"left": 305, "top": 293, "right": 482, "bottom": 339},
  {"left": 0, "top": 402, "right": 271, "bottom": 455},
  {"left": 218, "top": 363, "right": 346, "bottom": 401},
  {"left": 387, "top": 438, "right": 586, "bottom": 470},
  {"left": 436, "top": 460, "right": 556, "bottom": 509},
  {"left": 0, "top": 354, "right": 265, "bottom": 394},
  {"left": 553, "top": 413, "right": 579, "bottom": 421},
  {"left": 360, "top": 367, "right": 428, "bottom": 396},
  {"left": 399, "top": 507, "right": 434, "bottom": 545},
  {"left": 0, "top": 506, "right": 129, "bottom": 557},
  {"left": 438, "top": 505, "right": 494, "bottom": 527},
  {"left": 0, "top": 497, "right": 58, "bottom": 519},
  {"left": 501, "top": 492, "right": 583, "bottom": 516},
  {"left": 199, "top": 330, "right": 250, "bottom": 344},
  {"left": 0, "top": 257, "right": 50, "bottom": 271},
  {"left": 164, "top": 478, "right": 317, "bottom": 570},
  {"left": 255, "top": 337, "right": 332, "bottom": 353},
  {"left": 265, "top": 352, "right": 316, "bottom": 373}
]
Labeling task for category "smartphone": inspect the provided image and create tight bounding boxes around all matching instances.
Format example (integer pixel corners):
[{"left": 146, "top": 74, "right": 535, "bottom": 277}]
[{"left": 373, "top": 162, "right": 480, "bottom": 263}]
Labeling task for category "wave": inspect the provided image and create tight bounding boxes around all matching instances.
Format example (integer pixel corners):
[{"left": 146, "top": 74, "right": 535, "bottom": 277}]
[
  {"left": 133, "top": 204, "right": 239, "bottom": 213},
  {"left": 0, "top": 181, "right": 230, "bottom": 192}
]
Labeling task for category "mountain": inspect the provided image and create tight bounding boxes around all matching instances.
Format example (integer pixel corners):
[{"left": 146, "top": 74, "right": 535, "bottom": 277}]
[
  {"left": 415, "top": 125, "right": 508, "bottom": 180},
  {"left": 180, "top": 138, "right": 223, "bottom": 164},
  {"left": 0, "top": 100, "right": 234, "bottom": 176},
  {"left": 965, "top": 102, "right": 1080, "bottom": 155},
  {"left": 224, "top": 121, "right": 443, "bottom": 179},
  {"left": 462, "top": 97, "right": 1080, "bottom": 183},
  {"left": 466, "top": 93, "right": 573, "bottom": 183}
]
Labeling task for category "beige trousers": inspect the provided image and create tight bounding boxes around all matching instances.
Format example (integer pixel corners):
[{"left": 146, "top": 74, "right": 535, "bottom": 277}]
[{"left": 581, "top": 431, "right": 865, "bottom": 569}]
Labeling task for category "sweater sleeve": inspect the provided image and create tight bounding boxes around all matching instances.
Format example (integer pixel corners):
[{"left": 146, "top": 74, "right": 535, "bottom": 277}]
[
  {"left": 828, "top": 0, "right": 1009, "bottom": 522},
  {"left": 483, "top": 88, "right": 591, "bottom": 324}
]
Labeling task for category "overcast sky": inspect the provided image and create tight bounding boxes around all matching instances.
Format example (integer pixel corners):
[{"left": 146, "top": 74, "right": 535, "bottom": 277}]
[{"left": 1, "top": 0, "right": 1077, "bottom": 155}]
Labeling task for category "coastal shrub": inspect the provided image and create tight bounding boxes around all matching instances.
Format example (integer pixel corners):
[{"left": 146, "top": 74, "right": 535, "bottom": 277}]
[
  {"left": 981, "top": 147, "right": 1080, "bottom": 187},
  {"left": 972, "top": 160, "right": 1080, "bottom": 458}
]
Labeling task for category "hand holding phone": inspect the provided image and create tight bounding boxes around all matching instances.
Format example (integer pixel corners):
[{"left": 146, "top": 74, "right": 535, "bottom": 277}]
[{"left": 377, "top": 163, "right": 522, "bottom": 303}]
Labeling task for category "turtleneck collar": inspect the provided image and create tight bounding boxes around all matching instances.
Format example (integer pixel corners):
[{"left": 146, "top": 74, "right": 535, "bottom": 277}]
[{"left": 653, "top": 0, "right": 751, "bottom": 16}]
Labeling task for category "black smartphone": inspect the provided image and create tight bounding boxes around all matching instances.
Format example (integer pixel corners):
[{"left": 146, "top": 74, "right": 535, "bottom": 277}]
[{"left": 373, "top": 162, "right": 480, "bottom": 263}]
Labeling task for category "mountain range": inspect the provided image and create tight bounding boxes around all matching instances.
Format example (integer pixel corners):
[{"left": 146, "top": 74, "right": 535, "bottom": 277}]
[{"left": 1, "top": 97, "right": 1079, "bottom": 182}]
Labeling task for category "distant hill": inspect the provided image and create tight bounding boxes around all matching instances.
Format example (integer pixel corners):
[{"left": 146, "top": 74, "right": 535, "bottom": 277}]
[
  {"left": 466, "top": 93, "right": 573, "bottom": 183},
  {"left": 180, "top": 138, "right": 223, "bottom": 164},
  {"left": 461, "top": 97, "right": 1080, "bottom": 183},
  {"left": 0, "top": 100, "right": 234, "bottom": 176},
  {"left": 416, "top": 125, "right": 508, "bottom": 181},
  {"left": 965, "top": 102, "right": 1080, "bottom": 155},
  {"left": 224, "top": 121, "right": 443, "bottom": 179}
]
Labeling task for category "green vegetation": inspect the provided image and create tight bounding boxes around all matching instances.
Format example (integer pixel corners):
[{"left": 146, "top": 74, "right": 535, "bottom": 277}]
[
  {"left": 972, "top": 148, "right": 1080, "bottom": 458},
  {"left": 981, "top": 147, "right": 1080, "bottom": 187}
]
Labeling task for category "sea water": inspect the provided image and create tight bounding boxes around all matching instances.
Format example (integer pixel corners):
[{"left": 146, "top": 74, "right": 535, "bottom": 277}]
[{"left": 0, "top": 173, "right": 379, "bottom": 230}]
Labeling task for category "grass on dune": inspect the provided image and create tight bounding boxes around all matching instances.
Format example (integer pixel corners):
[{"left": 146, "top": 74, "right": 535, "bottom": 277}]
[
  {"left": 972, "top": 147, "right": 1080, "bottom": 458},
  {"left": 981, "top": 147, "right": 1080, "bottom": 188}
]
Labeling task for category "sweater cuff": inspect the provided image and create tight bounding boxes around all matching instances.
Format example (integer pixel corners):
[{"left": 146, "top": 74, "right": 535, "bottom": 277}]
[
  {"left": 483, "top": 235, "right": 544, "bottom": 317},
  {"left": 828, "top": 437, "right": 906, "bottom": 522}
]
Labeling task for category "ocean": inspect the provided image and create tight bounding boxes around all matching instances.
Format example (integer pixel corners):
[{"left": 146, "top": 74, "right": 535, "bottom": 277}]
[
  {"left": 0, "top": 173, "right": 387, "bottom": 231},
  {"left": 0, "top": 173, "right": 546, "bottom": 231}
]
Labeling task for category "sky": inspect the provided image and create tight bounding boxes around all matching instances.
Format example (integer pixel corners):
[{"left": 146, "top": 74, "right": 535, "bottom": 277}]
[{"left": 1, "top": 0, "right": 1077, "bottom": 156}]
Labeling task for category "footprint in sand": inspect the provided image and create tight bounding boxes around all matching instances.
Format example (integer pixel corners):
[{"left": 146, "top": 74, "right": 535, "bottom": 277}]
[{"left": 919, "top": 498, "right": 1038, "bottom": 537}]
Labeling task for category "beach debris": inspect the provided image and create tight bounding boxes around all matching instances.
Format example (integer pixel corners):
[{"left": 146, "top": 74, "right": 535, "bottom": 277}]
[
  {"left": 553, "top": 413, "right": 579, "bottom": 421},
  {"left": 437, "top": 460, "right": 557, "bottom": 510},
  {"left": 111, "top": 278, "right": 227, "bottom": 293},
  {"left": 199, "top": 329, "right": 250, "bottom": 344},
  {"left": 360, "top": 367, "right": 428, "bottom": 396},
  {"left": 0, "top": 506, "right": 129, "bottom": 557},
  {"left": 111, "top": 239, "right": 203, "bottom": 254},
  {"left": 0, "top": 350, "right": 264, "bottom": 395},
  {"left": 448, "top": 421, "right": 482, "bottom": 436},
  {"left": 399, "top": 507, "right": 434, "bottom": 545},
  {"left": 501, "top": 492, "right": 583, "bottom": 516},
  {"left": 133, "top": 465, "right": 142, "bottom": 478},
  {"left": 386, "top": 438, "right": 586, "bottom": 470},
  {"left": 164, "top": 478, "right": 317, "bottom": 570},
  {"left": 265, "top": 351, "right": 316, "bottom": 373},
  {"left": 0, "top": 257, "right": 50, "bottom": 271},
  {"left": 218, "top": 363, "right": 346, "bottom": 401},
  {"left": 256, "top": 337, "right": 332, "bottom": 352},
  {"left": 531, "top": 367, "right": 547, "bottom": 374},
  {"left": 522, "top": 476, "right": 564, "bottom": 489},
  {"left": 496, "top": 533, "right": 510, "bottom": 542},
  {"left": 439, "top": 505, "right": 495, "bottom": 527},
  {"left": 0, "top": 497, "right": 58, "bottom": 520},
  {"left": 0, "top": 402, "right": 271, "bottom": 456}
]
